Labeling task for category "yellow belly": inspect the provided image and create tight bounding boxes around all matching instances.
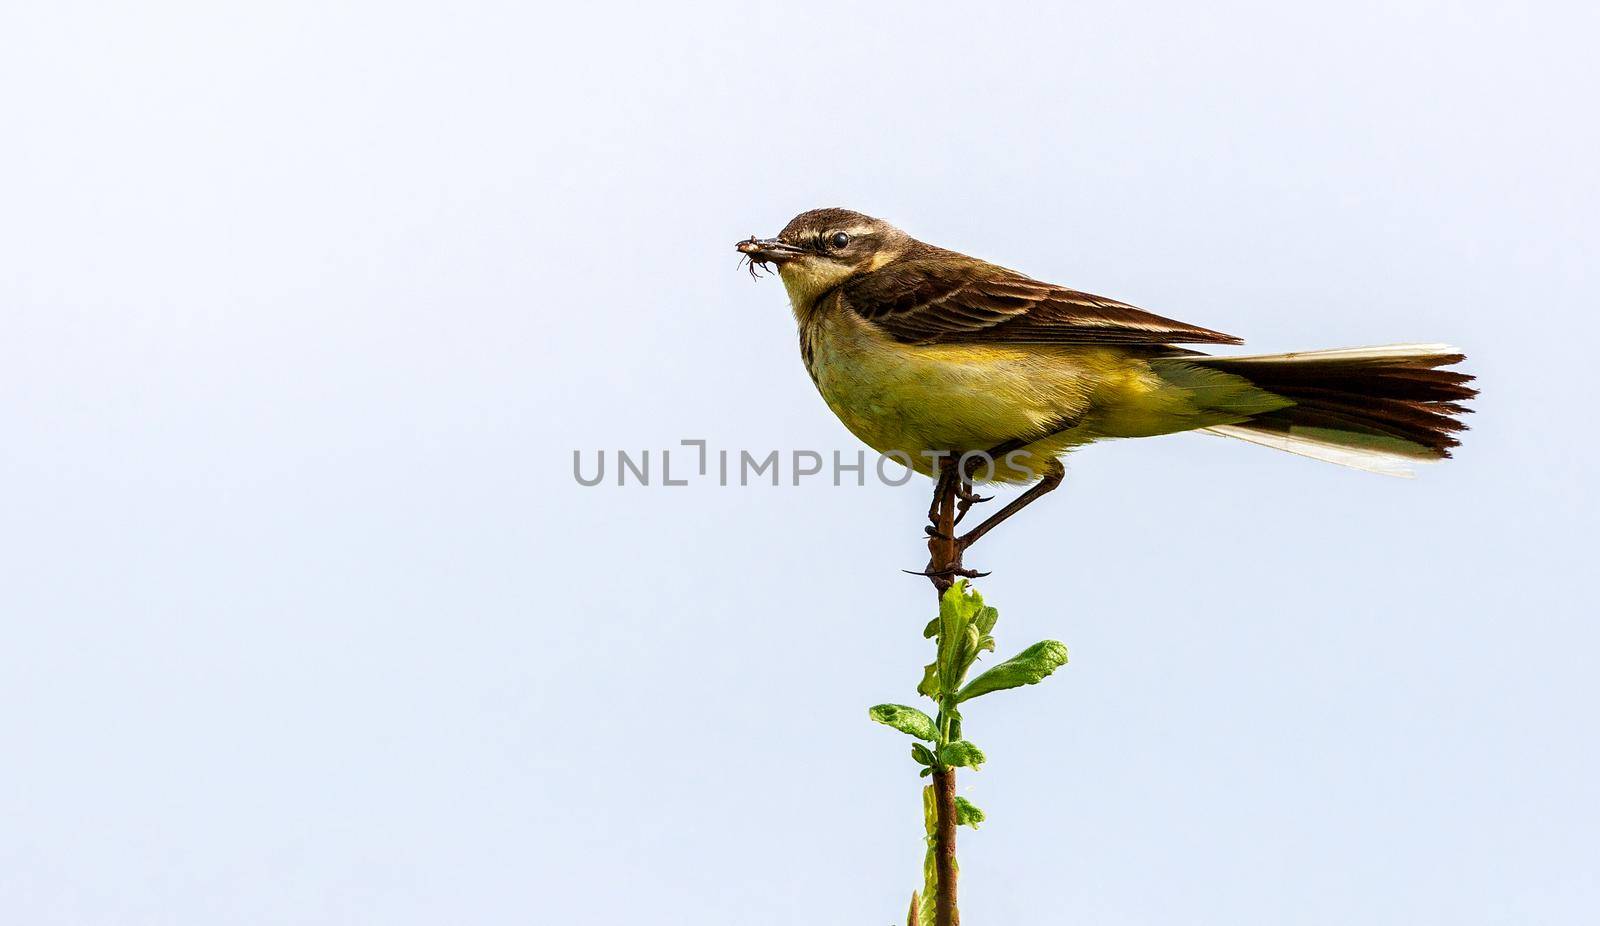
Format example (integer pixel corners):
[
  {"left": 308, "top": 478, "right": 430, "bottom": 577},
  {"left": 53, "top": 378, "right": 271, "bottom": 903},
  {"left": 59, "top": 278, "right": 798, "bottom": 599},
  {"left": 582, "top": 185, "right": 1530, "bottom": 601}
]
[{"left": 806, "top": 311, "right": 1138, "bottom": 481}]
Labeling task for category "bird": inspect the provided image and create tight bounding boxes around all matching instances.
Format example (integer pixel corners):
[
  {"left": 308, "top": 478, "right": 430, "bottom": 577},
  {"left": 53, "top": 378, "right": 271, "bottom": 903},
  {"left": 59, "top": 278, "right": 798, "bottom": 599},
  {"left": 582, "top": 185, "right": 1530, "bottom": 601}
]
[{"left": 736, "top": 207, "right": 1474, "bottom": 535}]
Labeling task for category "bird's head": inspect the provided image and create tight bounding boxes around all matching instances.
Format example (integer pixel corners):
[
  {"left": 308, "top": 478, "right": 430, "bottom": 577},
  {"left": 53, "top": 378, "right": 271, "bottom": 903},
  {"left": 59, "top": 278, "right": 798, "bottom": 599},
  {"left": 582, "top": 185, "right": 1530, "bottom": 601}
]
[{"left": 736, "top": 208, "right": 912, "bottom": 311}]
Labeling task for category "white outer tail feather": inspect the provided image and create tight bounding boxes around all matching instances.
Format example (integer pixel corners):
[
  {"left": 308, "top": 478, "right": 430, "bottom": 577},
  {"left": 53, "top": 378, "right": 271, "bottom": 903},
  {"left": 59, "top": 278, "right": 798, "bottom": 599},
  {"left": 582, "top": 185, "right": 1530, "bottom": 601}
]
[{"left": 1202, "top": 424, "right": 1425, "bottom": 477}]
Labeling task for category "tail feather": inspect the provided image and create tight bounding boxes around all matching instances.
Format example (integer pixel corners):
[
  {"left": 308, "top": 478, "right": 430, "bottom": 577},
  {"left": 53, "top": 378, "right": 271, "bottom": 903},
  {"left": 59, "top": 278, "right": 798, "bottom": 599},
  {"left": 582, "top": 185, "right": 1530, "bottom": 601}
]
[
  {"left": 1191, "top": 344, "right": 1477, "bottom": 476},
  {"left": 1203, "top": 424, "right": 1422, "bottom": 477}
]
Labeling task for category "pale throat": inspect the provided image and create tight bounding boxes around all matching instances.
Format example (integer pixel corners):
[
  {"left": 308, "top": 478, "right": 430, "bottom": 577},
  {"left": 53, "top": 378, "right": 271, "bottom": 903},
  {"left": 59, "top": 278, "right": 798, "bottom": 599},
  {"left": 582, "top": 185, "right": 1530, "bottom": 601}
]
[
  {"left": 779, "top": 262, "right": 852, "bottom": 322},
  {"left": 779, "top": 248, "right": 900, "bottom": 323}
]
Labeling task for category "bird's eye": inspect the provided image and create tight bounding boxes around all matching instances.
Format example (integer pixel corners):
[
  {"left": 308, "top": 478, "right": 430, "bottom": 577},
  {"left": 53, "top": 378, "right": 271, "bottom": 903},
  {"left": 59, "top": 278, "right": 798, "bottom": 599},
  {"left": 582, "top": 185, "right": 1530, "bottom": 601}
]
[{"left": 830, "top": 232, "right": 850, "bottom": 249}]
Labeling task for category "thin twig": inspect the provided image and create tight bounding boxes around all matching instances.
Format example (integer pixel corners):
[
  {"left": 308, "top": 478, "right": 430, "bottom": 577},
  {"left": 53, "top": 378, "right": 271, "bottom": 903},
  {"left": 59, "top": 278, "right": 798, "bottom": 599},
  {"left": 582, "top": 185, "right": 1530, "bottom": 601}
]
[
  {"left": 924, "top": 466, "right": 962, "bottom": 925},
  {"left": 932, "top": 768, "right": 960, "bottom": 926}
]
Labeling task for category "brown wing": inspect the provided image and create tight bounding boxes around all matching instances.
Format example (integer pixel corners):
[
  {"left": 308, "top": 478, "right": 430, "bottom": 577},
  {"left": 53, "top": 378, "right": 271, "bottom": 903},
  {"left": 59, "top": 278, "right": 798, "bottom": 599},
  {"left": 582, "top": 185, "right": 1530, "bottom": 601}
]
[{"left": 841, "top": 258, "right": 1242, "bottom": 347}]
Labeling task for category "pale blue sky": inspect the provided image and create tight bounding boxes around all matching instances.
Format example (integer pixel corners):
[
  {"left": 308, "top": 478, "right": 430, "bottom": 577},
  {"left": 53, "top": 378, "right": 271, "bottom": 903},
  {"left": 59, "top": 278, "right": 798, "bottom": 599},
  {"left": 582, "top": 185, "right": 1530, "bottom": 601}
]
[{"left": 3, "top": 2, "right": 1597, "bottom": 923}]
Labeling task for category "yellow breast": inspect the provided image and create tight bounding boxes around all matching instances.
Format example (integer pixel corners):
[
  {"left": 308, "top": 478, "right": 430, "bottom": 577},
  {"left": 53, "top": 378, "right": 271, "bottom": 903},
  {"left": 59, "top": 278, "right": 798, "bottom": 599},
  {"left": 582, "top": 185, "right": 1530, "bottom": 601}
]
[{"left": 804, "top": 307, "right": 1134, "bottom": 477}]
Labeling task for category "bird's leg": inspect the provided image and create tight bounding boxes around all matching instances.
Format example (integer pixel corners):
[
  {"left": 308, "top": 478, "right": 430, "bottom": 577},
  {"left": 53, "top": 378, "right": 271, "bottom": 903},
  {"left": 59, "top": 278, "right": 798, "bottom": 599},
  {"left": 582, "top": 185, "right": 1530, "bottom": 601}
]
[
  {"left": 918, "top": 425, "right": 1077, "bottom": 581},
  {"left": 924, "top": 454, "right": 960, "bottom": 540},
  {"left": 926, "top": 459, "right": 952, "bottom": 526},
  {"left": 952, "top": 469, "right": 992, "bottom": 526},
  {"left": 951, "top": 449, "right": 1008, "bottom": 526},
  {"left": 931, "top": 443, "right": 1030, "bottom": 534},
  {"left": 955, "top": 458, "right": 1065, "bottom": 551},
  {"left": 914, "top": 450, "right": 1061, "bottom": 590},
  {"left": 949, "top": 438, "right": 1033, "bottom": 526}
]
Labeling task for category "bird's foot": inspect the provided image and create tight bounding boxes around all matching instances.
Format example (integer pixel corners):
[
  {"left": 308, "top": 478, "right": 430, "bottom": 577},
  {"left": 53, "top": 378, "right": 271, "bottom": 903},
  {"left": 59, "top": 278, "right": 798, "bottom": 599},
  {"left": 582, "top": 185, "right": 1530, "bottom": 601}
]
[
  {"left": 903, "top": 564, "right": 991, "bottom": 580},
  {"left": 952, "top": 480, "right": 993, "bottom": 526}
]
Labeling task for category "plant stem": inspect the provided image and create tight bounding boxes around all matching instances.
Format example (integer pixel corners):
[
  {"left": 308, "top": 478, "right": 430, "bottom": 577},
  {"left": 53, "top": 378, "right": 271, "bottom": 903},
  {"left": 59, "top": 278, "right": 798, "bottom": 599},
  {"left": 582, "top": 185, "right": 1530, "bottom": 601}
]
[
  {"left": 925, "top": 468, "right": 963, "bottom": 925},
  {"left": 931, "top": 767, "right": 960, "bottom": 926}
]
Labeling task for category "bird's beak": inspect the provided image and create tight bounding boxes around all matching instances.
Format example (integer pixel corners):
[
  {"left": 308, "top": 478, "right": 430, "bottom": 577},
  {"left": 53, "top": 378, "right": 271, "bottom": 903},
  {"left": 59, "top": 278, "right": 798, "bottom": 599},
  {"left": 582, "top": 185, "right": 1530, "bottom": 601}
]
[{"left": 735, "top": 236, "right": 806, "bottom": 265}]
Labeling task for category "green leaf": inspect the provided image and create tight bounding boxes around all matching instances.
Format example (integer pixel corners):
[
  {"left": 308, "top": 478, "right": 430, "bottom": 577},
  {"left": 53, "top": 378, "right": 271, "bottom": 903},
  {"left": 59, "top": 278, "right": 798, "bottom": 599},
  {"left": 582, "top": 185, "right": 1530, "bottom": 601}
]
[
  {"left": 922, "top": 616, "right": 939, "bottom": 639},
  {"left": 917, "top": 661, "right": 941, "bottom": 700},
  {"left": 918, "top": 766, "right": 933, "bottom": 777},
  {"left": 955, "top": 796, "right": 985, "bottom": 829},
  {"left": 938, "top": 740, "right": 986, "bottom": 770},
  {"left": 955, "top": 640, "right": 1069, "bottom": 703},
  {"left": 911, "top": 743, "right": 936, "bottom": 767},
  {"left": 936, "top": 581, "right": 989, "bottom": 695},
  {"left": 974, "top": 605, "right": 998, "bottom": 635},
  {"left": 938, "top": 580, "right": 976, "bottom": 634},
  {"left": 963, "top": 624, "right": 981, "bottom": 662},
  {"left": 870, "top": 704, "right": 939, "bottom": 741}
]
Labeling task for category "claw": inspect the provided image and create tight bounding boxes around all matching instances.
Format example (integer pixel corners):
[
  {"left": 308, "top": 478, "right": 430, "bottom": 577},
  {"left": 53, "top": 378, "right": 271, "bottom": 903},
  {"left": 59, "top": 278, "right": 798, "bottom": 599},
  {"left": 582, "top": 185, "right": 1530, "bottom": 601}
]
[
  {"left": 903, "top": 565, "right": 991, "bottom": 580},
  {"left": 952, "top": 489, "right": 994, "bottom": 526}
]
